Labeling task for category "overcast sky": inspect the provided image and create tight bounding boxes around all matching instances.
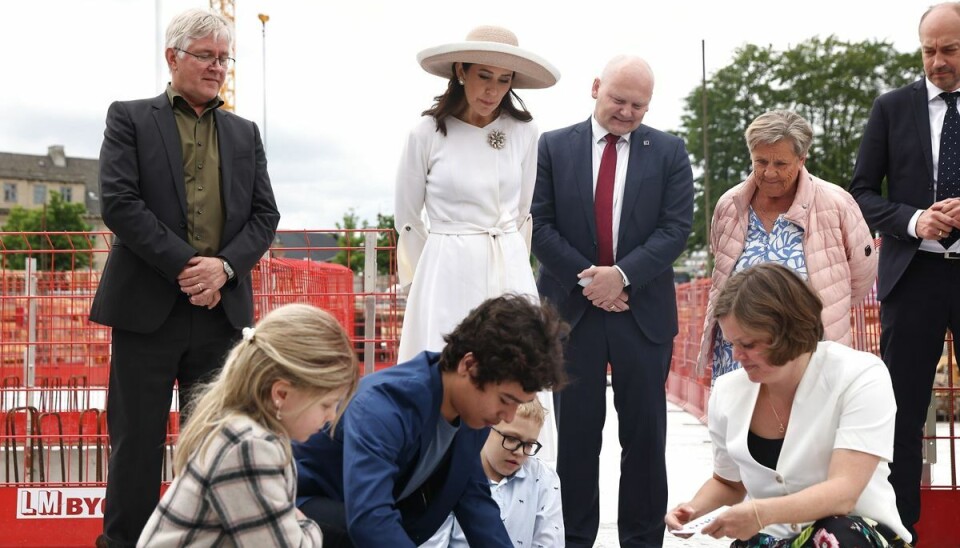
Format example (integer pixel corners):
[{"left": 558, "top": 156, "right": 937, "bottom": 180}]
[{"left": 0, "top": 0, "right": 933, "bottom": 229}]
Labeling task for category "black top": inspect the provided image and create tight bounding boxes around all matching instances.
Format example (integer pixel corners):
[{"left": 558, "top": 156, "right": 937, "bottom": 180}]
[{"left": 748, "top": 430, "right": 784, "bottom": 470}]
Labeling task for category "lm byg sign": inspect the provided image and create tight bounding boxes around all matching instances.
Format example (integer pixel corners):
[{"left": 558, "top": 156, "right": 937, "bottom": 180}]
[{"left": 16, "top": 488, "right": 106, "bottom": 519}]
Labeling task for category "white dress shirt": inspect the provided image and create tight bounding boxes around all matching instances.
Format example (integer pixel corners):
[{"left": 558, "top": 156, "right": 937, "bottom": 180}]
[
  {"left": 590, "top": 116, "right": 630, "bottom": 259},
  {"left": 418, "top": 456, "right": 564, "bottom": 547},
  {"left": 909, "top": 78, "right": 960, "bottom": 252}
]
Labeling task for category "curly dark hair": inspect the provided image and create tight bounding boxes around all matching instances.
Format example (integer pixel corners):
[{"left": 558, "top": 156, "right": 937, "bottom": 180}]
[
  {"left": 422, "top": 63, "right": 533, "bottom": 136},
  {"left": 439, "top": 294, "right": 568, "bottom": 393}
]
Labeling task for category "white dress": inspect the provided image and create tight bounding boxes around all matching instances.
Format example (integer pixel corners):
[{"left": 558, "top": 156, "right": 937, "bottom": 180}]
[{"left": 394, "top": 114, "right": 557, "bottom": 463}]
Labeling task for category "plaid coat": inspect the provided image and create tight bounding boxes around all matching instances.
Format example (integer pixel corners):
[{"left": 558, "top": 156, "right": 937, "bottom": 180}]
[{"left": 138, "top": 414, "right": 322, "bottom": 547}]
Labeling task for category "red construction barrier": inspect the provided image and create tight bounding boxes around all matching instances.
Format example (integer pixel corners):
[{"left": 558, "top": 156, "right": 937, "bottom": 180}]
[{"left": 0, "top": 229, "right": 400, "bottom": 546}]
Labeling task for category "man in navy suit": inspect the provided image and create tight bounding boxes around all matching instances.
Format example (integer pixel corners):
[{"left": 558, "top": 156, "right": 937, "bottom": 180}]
[
  {"left": 294, "top": 295, "right": 568, "bottom": 547},
  {"left": 90, "top": 8, "right": 279, "bottom": 547},
  {"left": 849, "top": 3, "right": 960, "bottom": 542},
  {"left": 532, "top": 55, "right": 694, "bottom": 547}
]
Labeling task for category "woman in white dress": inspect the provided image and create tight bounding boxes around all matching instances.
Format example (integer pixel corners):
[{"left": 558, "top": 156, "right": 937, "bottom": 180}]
[{"left": 394, "top": 25, "right": 561, "bottom": 460}]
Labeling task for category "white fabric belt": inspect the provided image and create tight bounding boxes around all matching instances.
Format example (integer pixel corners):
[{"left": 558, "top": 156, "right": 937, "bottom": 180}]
[
  {"left": 429, "top": 220, "right": 518, "bottom": 237},
  {"left": 428, "top": 221, "right": 518, "bottom": 294}
]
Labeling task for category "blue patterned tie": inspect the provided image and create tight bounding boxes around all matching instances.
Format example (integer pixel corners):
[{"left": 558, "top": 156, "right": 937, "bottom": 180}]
[{"left": 938, "top": 91, "right": 960, "bottom": 249}]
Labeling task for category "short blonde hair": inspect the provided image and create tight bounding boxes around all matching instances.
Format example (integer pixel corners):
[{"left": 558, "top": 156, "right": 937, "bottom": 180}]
[
  {"left": 744, "top": 109, "right": 813, "bottom": 158},
  {"left": 174, "top": 304, "right": 358, "bottom": 474},
  {"left": 515, "top": 398, "right": 548, "bottom": 428}
]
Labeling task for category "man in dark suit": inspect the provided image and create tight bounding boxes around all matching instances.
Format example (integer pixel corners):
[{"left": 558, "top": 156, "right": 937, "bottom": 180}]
[
  {"left": 532, "top": 55, "right": 694, "bottom": 547},
  {"left": 849, "top": 3, "right": 960, "bottom": 543},
  {"left": 294, "top": 295, "right": 568, "bottom": 547},
  {"left": 89, "top": 8, "right": 279, "bottom": 547}
]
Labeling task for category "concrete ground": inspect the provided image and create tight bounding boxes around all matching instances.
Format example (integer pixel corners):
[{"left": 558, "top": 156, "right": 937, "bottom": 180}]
[{"left": 594, "top": 385, "right": 729, "bottom": 548}]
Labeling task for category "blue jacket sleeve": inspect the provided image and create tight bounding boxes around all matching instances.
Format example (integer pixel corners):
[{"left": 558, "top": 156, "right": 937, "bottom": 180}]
[{"left": 341, "top": 393, "right": 420, "bottom": 547}]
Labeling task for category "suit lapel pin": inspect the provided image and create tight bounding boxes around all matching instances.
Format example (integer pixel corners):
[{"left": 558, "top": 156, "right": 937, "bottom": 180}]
[{"left": 643, "top": 140, "right": 651, "bottom": 146}]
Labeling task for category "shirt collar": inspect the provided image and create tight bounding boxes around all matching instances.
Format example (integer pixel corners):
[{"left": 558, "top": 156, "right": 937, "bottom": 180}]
[
  {"left": 489, "top": 460, "right": 530, "bottom": 487},
  {"left": 165, "top": 83, "right": 224, "bottom": 115},
  {"left": 925, "top": 78, "right": 960, "bottom": 103},
  {"left": 591, "top": 115, "right": 631, "bottom": 145}
]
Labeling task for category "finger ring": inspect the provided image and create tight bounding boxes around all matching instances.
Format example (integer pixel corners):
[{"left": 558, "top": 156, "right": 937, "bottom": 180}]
[
  {"left": 939, "top": 230, "right": 944, "bottom": 238},
  {"left": 197, "top": 283, "right": 203, "bottom": 291},
  {"left": 608, "top": 305, "right": 615, "bottom": 311}
]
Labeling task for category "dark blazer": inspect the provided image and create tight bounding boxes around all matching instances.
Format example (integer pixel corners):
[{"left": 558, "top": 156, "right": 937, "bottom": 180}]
[
  {"left": 850, "top": 79, "right": 935, "bottom": 301},
  {"left": 294, "top": 352, "right": 511, "bottom": 548},
  {"left": 532, "top": 119, "right": 694, "bottom": 342},
  {"left": 89, "top": 93, "right": 280, "bottom": 332}
]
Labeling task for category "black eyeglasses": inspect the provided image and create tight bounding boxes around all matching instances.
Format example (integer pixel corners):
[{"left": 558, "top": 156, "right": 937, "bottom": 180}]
[
  {"left": 175, "top": 47, "right": 235, "bottom": 69},
  {"left": 491, "top": 427, "right": 542, "bottom": 456}
]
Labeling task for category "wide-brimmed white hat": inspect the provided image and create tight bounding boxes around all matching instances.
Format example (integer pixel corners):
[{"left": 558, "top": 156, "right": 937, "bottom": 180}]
[{"left": 417, "top": 25, "right": 560, "bottom": 89}]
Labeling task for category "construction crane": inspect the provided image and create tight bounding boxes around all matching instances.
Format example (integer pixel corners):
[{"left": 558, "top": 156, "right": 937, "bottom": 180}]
[{"left": 209, "top": 0, "right": 236, "bottom": 112}]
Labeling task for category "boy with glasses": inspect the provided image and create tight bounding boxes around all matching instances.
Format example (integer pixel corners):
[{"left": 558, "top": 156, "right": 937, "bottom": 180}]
[{"left": 420, "top": 399, "right": 564, "bottom": 547}]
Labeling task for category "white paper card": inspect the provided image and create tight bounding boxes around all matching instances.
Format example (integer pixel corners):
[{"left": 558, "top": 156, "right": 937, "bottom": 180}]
[{"left": 673, "top": 506, "right": 731, "bottom": 535}]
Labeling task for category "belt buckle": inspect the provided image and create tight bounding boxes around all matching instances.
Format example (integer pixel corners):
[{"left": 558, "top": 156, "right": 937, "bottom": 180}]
[{"left": 946, "top": 251, "right": 960, "bottom": 260}]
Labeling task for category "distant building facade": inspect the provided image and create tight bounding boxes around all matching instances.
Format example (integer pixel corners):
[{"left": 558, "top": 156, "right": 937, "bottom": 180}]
[
  {"left": 0, "top": 145, "right": 107, "bottom": 268},
  {"left": 0, "top": 145, "right": 102, "bottom": 230}
]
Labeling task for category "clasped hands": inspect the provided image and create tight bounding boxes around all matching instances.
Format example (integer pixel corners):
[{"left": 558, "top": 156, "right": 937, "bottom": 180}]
[
  {"left": 918, "top": 197, "right": 960, "bottom": 240},
  {"left": 177, "top": 256, "right": 228, "bottom": 309},
  {"left": 578, "top": 265, "right": 629, "bottom": 313}
]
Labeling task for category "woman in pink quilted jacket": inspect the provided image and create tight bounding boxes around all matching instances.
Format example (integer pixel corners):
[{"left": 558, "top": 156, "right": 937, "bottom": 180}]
[{"left": 699, "top": 110, "right": 877, "bottom": 381}]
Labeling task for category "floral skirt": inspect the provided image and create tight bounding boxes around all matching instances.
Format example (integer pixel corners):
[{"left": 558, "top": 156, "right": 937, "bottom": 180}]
[{"left": 729, "top": 516, "right": 911, "bottom": 548}]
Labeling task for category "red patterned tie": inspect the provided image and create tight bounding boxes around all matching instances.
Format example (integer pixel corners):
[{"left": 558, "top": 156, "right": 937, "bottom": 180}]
[{"left": 595, "top": 133, "right": 619, "bottom": 266}]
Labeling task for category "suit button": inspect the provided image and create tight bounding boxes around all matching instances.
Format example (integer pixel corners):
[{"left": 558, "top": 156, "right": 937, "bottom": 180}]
[{"left": 179, "top": 222, "right": 186, "bottom": 228}]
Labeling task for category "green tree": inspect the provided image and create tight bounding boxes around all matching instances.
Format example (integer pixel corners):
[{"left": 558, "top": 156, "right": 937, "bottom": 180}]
[
  {"left": 678, "top": 36, "right": 918, "bottom": 252},
  {"left": 374, "top": 213, "right": 396, "bottom": 276},
  {"left": 331, "top": 209, "right": 396, "bottom": 276},
  {"left": 1, "top": 191, "right": 94, "bottom": 270}
]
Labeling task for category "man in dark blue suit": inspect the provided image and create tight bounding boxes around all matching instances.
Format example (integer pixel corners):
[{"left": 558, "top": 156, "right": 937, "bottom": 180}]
[
  {"left": 294, "top": 295, "right": 568, "bottom": 547},
  {"left": 532, "top": 55, "right": 694, "bottom": 547},
  {"left": 849, "top": 4, "right": 960, "bottom": 542},
  {"left": 90, "top": 9, "right": 279, "bottom": 547}
]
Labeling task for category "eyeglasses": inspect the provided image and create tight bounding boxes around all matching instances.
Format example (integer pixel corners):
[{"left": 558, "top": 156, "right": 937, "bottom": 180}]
[
  {"left": 175, "top": 48, "right": 235, "bottom": 69},
  {"left": 491, "top": 427, "right": 542, "bottom": 456}
]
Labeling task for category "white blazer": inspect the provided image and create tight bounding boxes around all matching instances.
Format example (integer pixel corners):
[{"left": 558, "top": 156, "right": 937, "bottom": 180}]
[{"left": 708, "top": 341, "right": 910, "bottom": 542}]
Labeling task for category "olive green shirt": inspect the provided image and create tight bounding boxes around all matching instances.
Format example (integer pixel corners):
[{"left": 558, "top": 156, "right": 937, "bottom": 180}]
[{"left": 166, "top": 84, "right": 225, "bottom": 256}]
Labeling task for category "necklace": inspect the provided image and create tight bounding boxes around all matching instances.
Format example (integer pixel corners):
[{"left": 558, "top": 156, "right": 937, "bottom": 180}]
[
  {"left": 761, "top": 353, "right": 809, "bottom": 435},
  {"left": 768, "top": 398, "right": 786, "bottom": 434},
  {"left": 763, "top": 387, "right": 787, "bottom": 434},
  {"left": 751, "top": 198, "right": 779, "bottom": 228}
]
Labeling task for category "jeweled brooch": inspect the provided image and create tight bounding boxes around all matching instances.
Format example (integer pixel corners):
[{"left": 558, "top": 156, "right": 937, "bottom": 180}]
[{"left": 487, "top": 129, "right": 506, "bottom": 150}]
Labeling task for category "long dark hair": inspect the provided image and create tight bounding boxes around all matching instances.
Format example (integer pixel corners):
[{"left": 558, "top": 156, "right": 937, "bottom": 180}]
[{"left": 422, "top": 62, "right": 533, "bottom": 136}]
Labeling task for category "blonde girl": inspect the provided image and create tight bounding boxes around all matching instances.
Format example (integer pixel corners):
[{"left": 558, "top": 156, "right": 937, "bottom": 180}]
[{"left": 138, "top": 303, "right": 359, "bottom": 547}]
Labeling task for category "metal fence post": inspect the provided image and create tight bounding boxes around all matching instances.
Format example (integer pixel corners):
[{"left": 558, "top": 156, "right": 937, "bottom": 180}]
[
  {"left": 25, "top": 257, "right": 37, "bottom": 390},
  {"left": 363, "top": 233, "right": 377, "bottom": 376}
]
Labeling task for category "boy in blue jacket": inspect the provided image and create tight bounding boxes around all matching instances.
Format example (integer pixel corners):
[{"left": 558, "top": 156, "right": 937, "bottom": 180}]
[{"left": 294, "top": 295, "right": 568, "bottom": 547}]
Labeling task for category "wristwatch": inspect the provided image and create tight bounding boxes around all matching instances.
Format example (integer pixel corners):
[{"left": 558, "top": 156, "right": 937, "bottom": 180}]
[{"left": 221, "top": 259, "right": 235, "bottom": 281}]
